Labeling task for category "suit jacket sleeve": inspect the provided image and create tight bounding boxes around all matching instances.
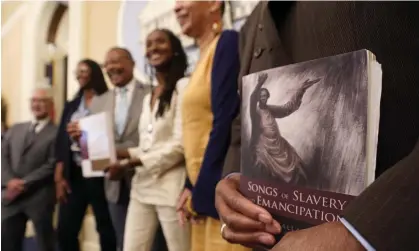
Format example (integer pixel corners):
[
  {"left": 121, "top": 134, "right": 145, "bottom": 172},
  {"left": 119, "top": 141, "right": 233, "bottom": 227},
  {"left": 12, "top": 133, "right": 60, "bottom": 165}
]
[
  {"left": 1, "top": 126, "right": 16, "bottom": 187},
  {"left": 222, "top": 17, "right": 255, "bottom": 177},
  {"left": 343, "top": 138, "right": 419, "bottom": 251},
  {"left": 192, "top": 31, "right": 240, "bottom": 217},
  {"left": 23, "top": 132, "right": 56, "bottom": 188},
  {"left": 128, "top": 81, "right": 186, "bottom": 176},
  {"left": 55, "top": 102, "right": 70, "bottom": 163}
]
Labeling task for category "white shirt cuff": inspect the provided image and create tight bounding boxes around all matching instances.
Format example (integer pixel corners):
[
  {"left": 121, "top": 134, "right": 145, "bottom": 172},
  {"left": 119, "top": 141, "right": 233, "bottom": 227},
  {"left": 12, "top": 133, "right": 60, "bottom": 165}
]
[{"left": 339, "top": 217, "right": 376, "bottom": 251}]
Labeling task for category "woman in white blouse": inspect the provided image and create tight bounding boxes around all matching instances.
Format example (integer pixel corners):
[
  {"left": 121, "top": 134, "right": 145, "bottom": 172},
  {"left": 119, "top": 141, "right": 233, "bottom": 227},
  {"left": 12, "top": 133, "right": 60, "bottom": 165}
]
[{"left": 106, "top": 29, "right": 190, "bottom": 251}]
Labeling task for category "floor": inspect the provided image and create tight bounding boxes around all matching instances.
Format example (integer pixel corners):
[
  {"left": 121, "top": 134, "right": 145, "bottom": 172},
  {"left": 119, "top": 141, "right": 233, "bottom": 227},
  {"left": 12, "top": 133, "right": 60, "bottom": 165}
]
[{"left": 23, "top": 237, "right": 60, "bottom": 251}]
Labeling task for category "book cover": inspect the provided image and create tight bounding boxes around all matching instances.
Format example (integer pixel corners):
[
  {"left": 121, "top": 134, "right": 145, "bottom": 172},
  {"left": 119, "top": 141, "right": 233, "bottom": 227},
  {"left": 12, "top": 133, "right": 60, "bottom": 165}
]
[{"left": 240, "top": 50, "right": 382, "bottom": 233}]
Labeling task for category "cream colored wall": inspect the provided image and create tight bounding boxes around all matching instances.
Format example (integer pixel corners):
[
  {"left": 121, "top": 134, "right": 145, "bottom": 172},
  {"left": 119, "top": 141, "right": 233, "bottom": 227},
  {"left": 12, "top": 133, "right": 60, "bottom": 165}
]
[
  {"left": 2, "top": 3, "right": 24, "bottom": 125},
  {"left": 52, "top": 10, "right": 69, "bottom": 122},
  {"left": 85, "top": 1, "right": 120, "bottom": 62},
  {"left": 1, "top": 1, "right": 23, "bottom": 25}
]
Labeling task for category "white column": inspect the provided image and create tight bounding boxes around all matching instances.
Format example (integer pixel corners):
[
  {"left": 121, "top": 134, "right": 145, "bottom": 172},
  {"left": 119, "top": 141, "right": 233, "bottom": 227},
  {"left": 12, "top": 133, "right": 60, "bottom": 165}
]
[
  {"left": 66, "top": 0, "right": 86, "bottom": 100},
  {"left": 20, "top": 2, "right": 45, "bottom": 122}
]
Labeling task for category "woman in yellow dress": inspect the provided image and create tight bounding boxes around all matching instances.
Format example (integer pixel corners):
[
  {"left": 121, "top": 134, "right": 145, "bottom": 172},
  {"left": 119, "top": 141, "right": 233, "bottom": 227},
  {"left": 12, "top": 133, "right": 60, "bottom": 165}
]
[{"left": 174, "top": 1, "right": 250, "bottom": 251}]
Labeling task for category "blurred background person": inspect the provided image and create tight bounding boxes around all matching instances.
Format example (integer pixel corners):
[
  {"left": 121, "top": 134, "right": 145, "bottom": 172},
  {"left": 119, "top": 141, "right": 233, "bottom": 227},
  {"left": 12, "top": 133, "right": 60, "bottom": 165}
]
[
  {"left": 1, "top": 122, "right": 7, "bottom": 140},
  {"left": 68, "top": 47, "right": 164, "bottom": 251},
  {"left": 1, "top": 96, "right": 8, "bottom": 139},
  {"left": 174, "top": 1, "right": 248, "bottom": 251},
  {"left": 92, "top": 47, "right": 156, "bottom": 251},
  {"left": 2, "top": 86, "right": 57, "bottom": 251},
  {"left": 106, "top": 28, "right": 189, "bottom": 251},
  {"left": 54, "top": 59, "right": 116, "bottom": 251}
]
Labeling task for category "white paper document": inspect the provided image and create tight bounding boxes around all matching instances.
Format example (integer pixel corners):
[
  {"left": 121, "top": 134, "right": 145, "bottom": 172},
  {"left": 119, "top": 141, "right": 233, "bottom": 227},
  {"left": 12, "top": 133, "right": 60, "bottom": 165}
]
[{"left": 78, "top": 112, "right": 116, "bottom": 178}]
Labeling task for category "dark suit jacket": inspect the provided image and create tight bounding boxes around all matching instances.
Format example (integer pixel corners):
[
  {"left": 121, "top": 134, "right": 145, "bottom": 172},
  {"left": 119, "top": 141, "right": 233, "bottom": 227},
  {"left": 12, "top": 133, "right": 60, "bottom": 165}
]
[
  {"left": 2, "top": 121, "right": 57, "bottom": 219},
  {"left": 224, "top": 2, "right": 419, "bottom": 250},
  {"left": 55, "top": 94, "right": 84, "bottom": 182}
]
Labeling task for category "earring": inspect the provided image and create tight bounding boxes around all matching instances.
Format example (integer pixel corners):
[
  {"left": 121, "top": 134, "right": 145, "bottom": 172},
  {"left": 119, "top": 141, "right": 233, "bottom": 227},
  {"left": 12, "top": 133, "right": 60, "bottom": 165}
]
[{"left": 212, "top": 22, "right": 221, "bottom": 34}]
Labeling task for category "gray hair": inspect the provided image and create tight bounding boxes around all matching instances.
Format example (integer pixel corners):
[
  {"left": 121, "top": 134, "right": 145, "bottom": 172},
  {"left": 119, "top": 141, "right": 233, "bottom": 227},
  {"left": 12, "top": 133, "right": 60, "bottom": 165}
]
[{"left": 32, "top": 84, "right": 53, "bottom": 99}]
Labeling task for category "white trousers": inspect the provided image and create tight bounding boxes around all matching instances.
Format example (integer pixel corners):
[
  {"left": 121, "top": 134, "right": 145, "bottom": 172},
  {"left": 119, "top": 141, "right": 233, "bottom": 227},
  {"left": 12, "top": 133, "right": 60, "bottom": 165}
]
[{"left": 123, "top": 198, "right": 190, "bottom": 251}]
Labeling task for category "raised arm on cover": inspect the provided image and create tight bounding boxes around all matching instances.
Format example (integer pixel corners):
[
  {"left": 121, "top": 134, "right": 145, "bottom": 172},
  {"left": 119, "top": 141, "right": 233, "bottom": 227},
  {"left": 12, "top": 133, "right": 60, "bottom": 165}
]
[{"left": 268, "top": 78, "right": 320, "bottom": 119}]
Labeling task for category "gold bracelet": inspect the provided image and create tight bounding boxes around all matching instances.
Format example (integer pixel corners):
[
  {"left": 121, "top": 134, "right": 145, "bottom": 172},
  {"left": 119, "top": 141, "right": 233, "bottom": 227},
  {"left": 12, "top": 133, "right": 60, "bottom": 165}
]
[{"left": 186, "top": 196, "right": 198, "bottom": 217}]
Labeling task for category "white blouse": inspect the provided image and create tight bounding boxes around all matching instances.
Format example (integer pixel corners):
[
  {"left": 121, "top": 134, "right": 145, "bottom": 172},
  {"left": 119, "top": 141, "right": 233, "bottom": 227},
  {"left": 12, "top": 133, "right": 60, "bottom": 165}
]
[{"left": 128, "top": 78, "right": 188, "bottom": 207}]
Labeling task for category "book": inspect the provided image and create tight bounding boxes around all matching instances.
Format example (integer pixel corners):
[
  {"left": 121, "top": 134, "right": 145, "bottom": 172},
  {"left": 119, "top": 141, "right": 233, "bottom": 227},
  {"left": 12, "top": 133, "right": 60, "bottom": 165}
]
[
  {"left": 240, "top": 50, "right": 382, "bottom": 235},
  {"left": 78, "top": 112, "right": 116, "bottom": 178}
]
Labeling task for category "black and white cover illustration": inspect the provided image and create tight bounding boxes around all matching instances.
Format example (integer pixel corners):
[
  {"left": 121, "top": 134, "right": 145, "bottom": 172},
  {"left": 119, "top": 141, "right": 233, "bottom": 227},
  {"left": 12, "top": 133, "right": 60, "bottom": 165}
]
[{"left": 241, "top": 50, "right": 375, "bottom": 199}]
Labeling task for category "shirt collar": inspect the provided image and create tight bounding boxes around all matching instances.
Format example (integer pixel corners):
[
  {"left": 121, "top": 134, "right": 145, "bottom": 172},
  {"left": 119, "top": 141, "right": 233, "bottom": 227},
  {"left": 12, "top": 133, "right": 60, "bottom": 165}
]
[
  {"left": 116, "top": 78, "right": 136, "bottom": 93},
  {"left": 32, "top": 117, "right": 50, "bottom": 130}
]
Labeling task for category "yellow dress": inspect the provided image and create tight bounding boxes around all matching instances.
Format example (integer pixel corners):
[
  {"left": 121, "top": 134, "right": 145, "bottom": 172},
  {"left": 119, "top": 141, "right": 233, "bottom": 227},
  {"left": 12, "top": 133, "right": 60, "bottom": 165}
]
[{"left": 182, "top": 35, "right": 250, "bottom": 251}]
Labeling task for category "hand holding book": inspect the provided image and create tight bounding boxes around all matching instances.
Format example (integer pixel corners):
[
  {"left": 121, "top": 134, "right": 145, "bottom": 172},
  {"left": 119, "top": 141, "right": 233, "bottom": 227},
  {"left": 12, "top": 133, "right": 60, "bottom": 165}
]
[
  {"left": 215, "top": 173, "right": 282, "bottom": 248},
  {"left": 217, "top": 50, "right": 381, "bottom": 249}
]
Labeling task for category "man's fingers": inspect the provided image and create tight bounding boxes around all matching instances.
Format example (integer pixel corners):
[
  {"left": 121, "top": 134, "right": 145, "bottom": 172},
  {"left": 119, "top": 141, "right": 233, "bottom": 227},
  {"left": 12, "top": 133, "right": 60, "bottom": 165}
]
[
  {"left": 221, "top": 179, "right": 274, "bottom": 225},
  {"left": 265, "top": 220, "right": 282, "bottom": 233},
  {"left": 222, "top": 224, "right": 276, "bottom": 247},
  {"left": 219, "top": 201, "right": 266, "bottom": 232},
  {"left": 228, "top": 196, "right": 272, "bottom": 224}
]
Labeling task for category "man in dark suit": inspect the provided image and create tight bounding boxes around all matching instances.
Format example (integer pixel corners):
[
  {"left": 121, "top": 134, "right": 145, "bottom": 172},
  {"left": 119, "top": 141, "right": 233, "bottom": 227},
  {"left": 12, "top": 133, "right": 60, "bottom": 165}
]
[
  {"left": 1, "top": 87, "right": 57, "bottom": 251},
  {"left": 216, "top": 2, "right": 419, "bottom": 251}
]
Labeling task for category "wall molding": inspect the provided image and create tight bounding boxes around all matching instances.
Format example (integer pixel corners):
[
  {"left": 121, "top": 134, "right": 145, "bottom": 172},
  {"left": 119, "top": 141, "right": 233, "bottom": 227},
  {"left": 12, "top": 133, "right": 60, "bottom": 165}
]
[
  {"left": 20, "top": 1, "right": 57, "bottom": 121},
  {"left": 66, "top": 1, "right": 86, "bottom": 99},
  {"left": 1, "top": 3, "right": 29, "bottom": 39}
]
